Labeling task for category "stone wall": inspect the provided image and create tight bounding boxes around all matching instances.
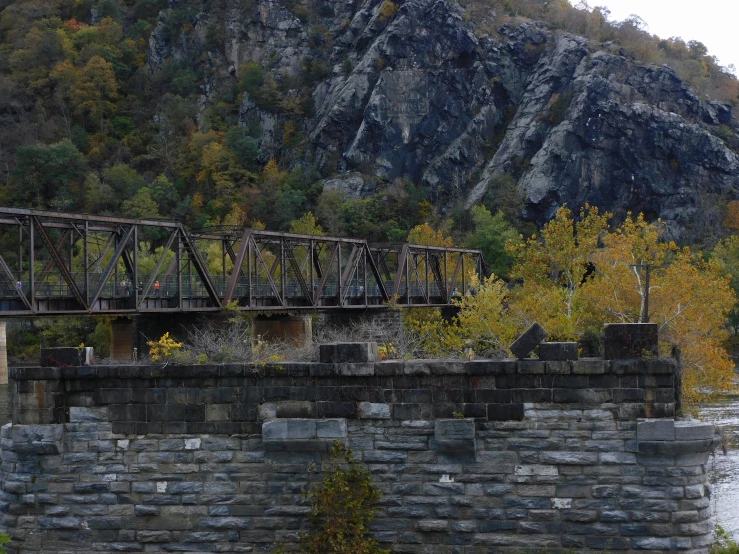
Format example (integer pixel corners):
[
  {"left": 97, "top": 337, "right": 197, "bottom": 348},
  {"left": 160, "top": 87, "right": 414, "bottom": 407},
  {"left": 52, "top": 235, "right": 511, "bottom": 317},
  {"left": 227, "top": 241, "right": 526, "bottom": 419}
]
[{"left": 0, "top": 354, "right": 720, "bottom": 553}]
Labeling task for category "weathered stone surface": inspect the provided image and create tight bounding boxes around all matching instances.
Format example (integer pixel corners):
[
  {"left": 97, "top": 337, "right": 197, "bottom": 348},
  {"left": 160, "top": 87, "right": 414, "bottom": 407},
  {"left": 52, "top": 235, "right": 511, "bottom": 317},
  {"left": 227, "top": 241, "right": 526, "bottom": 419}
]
[
  {"left": 538, "top": 342, "right": 578, "bottom": 361},
  {"left": 40, "top": 347, "right": 93, "bottom": 367},
  {"left": 637, "top": 419, "right": 675, "bottom": 441},
  {"left": 1, "top": 352, "right": 711, "bottom": 554},
  {"left": 604, "top": 323, "right": 659, "bottom": 360},
  {"left": 358, "top": 402, "right": 391, "bottom": 419},
  {"left": 674, "top": 421, "right": 714, "bottom": 441},
  {"left": 509, "top": 322, "right": 548, "bottom": 359},
  {"left": 319, "top": 342, "right": 379, "bottom": 364}
]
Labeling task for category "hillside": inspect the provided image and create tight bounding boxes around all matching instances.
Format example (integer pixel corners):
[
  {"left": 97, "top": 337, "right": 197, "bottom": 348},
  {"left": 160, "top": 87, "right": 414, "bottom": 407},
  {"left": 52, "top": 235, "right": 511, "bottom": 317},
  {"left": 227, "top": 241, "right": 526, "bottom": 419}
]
[{"left": 1, "top": 0, "right": 738, "bottom": 244}]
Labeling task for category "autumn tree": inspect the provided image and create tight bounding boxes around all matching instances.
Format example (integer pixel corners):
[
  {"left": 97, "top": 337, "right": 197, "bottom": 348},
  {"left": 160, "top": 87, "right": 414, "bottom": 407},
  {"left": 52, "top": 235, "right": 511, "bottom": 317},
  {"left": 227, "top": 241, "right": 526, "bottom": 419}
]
[
  {"left": 585, "top": 214, "right": 736, "bottom": 404},
  {"left": 70, "top": 55, "right": 118, "bottom": 131},
  {"left": 505, "top": 205, "right": 610, "bottom": 339}
]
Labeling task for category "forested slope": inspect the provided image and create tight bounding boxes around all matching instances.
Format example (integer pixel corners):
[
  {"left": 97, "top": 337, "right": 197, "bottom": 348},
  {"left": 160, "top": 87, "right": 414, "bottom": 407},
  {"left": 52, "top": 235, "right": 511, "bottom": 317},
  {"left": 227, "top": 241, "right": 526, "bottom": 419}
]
[{"left": 0, "top": 0, "right": 738, "bottom": 245}]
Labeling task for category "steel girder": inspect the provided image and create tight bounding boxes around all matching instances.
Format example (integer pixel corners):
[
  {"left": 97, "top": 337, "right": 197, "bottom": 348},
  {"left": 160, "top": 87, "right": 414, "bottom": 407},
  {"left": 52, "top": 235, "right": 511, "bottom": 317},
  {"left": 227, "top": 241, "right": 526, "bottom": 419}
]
[{"left": 0, "top": 207, "right": 486, "bottom": 316}]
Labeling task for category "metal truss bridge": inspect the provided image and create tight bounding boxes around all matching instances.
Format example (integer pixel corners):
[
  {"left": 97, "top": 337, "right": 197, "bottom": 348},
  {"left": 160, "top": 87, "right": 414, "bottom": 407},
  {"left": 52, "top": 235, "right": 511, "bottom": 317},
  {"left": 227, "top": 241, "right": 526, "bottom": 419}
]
[{"left": 0, "top": 208, "right": 487, "bottom": 317}]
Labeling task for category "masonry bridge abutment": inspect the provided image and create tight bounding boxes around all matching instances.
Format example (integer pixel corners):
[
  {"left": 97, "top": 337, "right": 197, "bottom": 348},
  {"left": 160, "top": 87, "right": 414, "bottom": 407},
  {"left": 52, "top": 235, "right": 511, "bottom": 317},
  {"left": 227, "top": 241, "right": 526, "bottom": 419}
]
[{"left": 1, "top": 325, "right": 721, "bottom": 553}]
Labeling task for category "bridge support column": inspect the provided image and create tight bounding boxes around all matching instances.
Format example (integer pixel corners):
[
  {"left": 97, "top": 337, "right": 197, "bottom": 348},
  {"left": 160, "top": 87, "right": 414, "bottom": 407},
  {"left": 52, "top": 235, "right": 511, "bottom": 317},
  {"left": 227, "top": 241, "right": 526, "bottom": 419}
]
[
  {"left": 0, "top": 321, "right": 7, "bottom": 384},
  {"left": 110, "top": 318, "right": 134, "bottom": 361},
  {"left": 252, "top": 315, "right": 312, "bottom": 348}
]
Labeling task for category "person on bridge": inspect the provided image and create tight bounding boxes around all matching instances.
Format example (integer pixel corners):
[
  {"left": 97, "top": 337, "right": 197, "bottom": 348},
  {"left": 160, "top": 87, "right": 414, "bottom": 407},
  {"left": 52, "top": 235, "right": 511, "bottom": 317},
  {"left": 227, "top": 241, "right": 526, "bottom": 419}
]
[
  {"left": 15, "top": 280, "right": 21, "bottom": 291},
  {"left": 154, "top": 280, "right": 160, "bottom": 296},
  {"left": 120, "top": 280, "right": 126, "bottom": 296}
]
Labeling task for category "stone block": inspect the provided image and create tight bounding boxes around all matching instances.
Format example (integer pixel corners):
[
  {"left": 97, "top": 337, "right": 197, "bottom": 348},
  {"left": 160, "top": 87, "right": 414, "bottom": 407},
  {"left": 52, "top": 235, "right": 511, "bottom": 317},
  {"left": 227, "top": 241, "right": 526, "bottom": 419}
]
[
  {"left": 434, "top": 419, "right": 476, "bottom": 453},
  {"left": 603, "top": 323, "right": 658, "bottom": 360},
  {"left": 435, "top": 419, "right": 475, "bottom": 441},
  {"left": 509, "top": 322, "right": 548, "bottom": 359},
  {"left": 357, "top": 402, "right": 391, "bottom": 419},
  {"left": 539, "top": 342, "right": 579, "bottom": 361},
  {"left": 40, "top": 347, "right": 94, "bottom": 367},
  {"left": 674, "top": 421, "right": 714, "bottom": 441},
  {"left": 637, "top": 419, "right": 675, "bottom": 441},
  {"left": 316, "top": 419, "right": 347, "bottom": 439},
  {"left": 319, "top": 342, "right": 379, "bottom": 363},
  {"left": 572, "top": 359, "right": 606, "bottom": 374},
  {"left": 336, "top": 363, "right": 375, "bottom": 376},
  {"left": 275, "top": 401, "right": 315, "bottom": 418},
  {"left": 262, "top": 419, "right": 316, "bottom": 441},
  {"left": 68, "top": 407, "right": 108, "bottom": 422}
]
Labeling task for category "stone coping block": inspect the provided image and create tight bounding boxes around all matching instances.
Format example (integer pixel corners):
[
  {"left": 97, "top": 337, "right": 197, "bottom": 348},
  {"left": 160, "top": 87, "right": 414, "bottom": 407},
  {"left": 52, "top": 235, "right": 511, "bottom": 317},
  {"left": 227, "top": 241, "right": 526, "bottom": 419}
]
[
  {"left": 539, "top": 342, "right": 578, "bottom": 361},
  {"left": 262, "top": 418, "right": 347, "bottom": 451},
  {"left": 675, "top": 420, "right": 715, "bottom": 440},
  {"left": 637, "top": 419, "right": 675, "bottom": 441},
  {"left": 319, "top": 342, "right": 379, "bottom": 363},
  {"left": 604, "top": 323, "right": 658, "bottom": 359},
  {"left": 9, "top": 357, "right": 678, "bottom": 381},
  {"left": 509, "top": 322, "right": 548, "bottom": 359}
]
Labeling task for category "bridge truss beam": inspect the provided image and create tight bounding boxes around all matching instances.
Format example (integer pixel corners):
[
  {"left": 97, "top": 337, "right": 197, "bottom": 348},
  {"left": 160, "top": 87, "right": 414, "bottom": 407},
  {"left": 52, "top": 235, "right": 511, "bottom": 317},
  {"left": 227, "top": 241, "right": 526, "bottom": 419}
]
[{"left": 0, "top": 207, "right": 486, "bottom": 316}]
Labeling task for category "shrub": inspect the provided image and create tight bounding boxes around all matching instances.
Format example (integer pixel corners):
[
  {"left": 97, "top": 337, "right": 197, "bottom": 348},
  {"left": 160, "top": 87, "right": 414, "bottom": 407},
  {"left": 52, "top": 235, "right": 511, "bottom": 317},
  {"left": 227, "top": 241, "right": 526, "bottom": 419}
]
[
  {"left": 378, "top": 0, "right": 398, "bottom": 22},
  {"left": 302, "top": 442, "right": 389, "bottom": 554},
  {"left": 147, "top": 332, "right": 183, "bottom": 361}
]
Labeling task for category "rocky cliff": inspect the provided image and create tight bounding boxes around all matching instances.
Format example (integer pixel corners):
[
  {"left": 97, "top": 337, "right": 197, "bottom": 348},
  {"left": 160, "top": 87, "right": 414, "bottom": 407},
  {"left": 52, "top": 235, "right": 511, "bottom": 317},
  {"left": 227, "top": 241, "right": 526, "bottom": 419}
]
[{"left": 148, "top": 0, "right": 739, "bottom": 239}]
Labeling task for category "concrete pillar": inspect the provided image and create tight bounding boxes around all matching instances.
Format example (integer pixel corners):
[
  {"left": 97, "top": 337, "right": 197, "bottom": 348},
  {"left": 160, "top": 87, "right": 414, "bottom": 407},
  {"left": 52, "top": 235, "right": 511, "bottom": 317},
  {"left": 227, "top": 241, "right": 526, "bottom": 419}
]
[
  {"left": 110, "top": 318, "right": 133, "bottom": 361},
  {"left": 0, "top": 321, "right": 7, "bottom": 384},
  {"left": 252, "top": 315, "right": 312, "bottom": 347}
]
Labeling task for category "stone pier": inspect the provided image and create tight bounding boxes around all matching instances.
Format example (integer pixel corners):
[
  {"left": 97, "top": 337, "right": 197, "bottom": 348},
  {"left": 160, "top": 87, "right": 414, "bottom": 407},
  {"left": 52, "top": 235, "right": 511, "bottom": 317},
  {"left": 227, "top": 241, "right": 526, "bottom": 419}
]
[{"left": 0, "top": 344, "right": 720, "bottom": 553}]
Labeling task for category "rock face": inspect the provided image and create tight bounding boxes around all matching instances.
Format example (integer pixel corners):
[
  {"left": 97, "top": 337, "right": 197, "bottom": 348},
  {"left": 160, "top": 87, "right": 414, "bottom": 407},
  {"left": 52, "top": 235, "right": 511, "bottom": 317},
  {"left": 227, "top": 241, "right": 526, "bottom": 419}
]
[{"left": 148, "top": 0, "right": 739, "bottom": 237}]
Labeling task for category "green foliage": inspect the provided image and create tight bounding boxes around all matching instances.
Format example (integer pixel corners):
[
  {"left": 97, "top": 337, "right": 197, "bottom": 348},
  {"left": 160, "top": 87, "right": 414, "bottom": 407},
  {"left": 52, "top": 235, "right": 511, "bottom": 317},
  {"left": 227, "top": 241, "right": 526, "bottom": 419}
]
[
  {"left": 40, "top": 317, "right": 111, "bottom": 358},
  {"left": 713, "top": 525, "right": 739, "bottom": 553},
  {"left": 14, "top": 140, "right": 88, "bottom": 210},
  {"left": 466, "top": 205, "right": 521, "bottom": 278},
  {"left": 302, "top": 442, "right": 389, "bottom": 554},
  {"left": 0, "top": 532, "right": 9, "bottom": 553}
]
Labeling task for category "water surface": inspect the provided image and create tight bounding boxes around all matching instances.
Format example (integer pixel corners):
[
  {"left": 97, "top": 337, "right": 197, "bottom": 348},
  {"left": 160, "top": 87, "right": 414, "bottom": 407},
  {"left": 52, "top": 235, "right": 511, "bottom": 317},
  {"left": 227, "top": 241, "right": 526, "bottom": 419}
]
[{"left": 700, "top": 399, "right": 739, "bottom": 541}]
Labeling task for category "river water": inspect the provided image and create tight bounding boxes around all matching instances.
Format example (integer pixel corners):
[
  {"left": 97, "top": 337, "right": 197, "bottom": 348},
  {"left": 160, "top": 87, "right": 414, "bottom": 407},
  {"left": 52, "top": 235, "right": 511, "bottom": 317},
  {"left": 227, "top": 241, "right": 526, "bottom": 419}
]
[
  {"left": 700, "top": 398, "right": 739, "bottom": 541},
  {"left": 0, "top": 385, "right": 735, "bottom": 538}
]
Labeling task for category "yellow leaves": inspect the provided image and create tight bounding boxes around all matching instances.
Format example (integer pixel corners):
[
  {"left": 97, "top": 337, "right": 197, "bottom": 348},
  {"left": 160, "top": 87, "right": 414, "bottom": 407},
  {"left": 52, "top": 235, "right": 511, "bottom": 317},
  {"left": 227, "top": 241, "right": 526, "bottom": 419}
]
[
  {"left": 148, "top": 332, "right": 183, "bottom": 362},
  {"left": 407, "top": 223, "right": 452, "bottom": 247},
  {"left": 453, "top": 274, "right": 517, "bottom": 356},
  {"left": 378, "top": 0, "right": 399, "bottom": 21},
  {"left": 290, "top": 212, "right": 324, "bottom": 236}
]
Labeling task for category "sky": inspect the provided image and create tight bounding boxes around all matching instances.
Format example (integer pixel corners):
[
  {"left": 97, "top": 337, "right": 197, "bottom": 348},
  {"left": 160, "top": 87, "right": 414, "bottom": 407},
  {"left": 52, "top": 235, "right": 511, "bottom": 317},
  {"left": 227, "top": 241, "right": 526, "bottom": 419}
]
[{"left": 593, "top": 0, "right": 739, "bottom": 73}]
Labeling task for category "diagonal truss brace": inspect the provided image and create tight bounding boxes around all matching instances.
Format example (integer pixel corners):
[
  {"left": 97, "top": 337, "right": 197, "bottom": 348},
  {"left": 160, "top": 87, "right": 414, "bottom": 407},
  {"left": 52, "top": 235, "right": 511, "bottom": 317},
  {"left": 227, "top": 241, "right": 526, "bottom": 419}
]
[
  {"left": 89, "top": 225, "right": 135, "bottom": 308},
  {"left": 0, "top": 252, "right": 32, "bottom": 311},
  {"left": 33, "top": 216, "right": 88, "bottom": 310}
]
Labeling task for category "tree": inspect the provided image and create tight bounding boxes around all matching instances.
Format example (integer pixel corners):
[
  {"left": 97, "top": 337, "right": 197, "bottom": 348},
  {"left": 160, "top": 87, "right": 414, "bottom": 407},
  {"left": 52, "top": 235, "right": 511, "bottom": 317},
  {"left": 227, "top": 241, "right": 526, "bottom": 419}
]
[
  {"left": 70, "top": 55, "right": 118, "bottom": 131},
  {"left": 407, "top": 223, "right": 453, "bottom": 247},
  {"left": 14, "top": 139, "right": 87, "bottom": 209},
  {"left": 506, "top": 205, "right": 610, "bottom": 339},
  {"left": 452, "top": 274, "right": 517, "bottom": 356},
  {"left": 583, "top": 213, "right": 736, "bottom": 405},
  {"left": 290, "top": 212, "right": 324, "bottom": 236},
  {"left": 466, "top": 205, "right": 521, "bottom": 278}
]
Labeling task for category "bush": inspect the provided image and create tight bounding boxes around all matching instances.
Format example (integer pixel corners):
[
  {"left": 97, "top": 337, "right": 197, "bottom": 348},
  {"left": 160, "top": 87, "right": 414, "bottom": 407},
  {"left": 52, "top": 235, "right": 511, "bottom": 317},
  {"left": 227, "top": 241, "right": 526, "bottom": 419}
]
[{"left": 302, "top": 442, "right": 389, "bottom": 554}]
